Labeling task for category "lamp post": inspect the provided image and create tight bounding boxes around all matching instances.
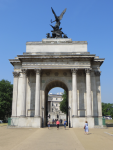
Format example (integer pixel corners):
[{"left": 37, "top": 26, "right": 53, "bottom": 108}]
[
  {"left": 68, "top": 106, "right": 71, "bottom": 128},
  {"left": 42, "top": 107, "right": 44, "bottom": 128}
]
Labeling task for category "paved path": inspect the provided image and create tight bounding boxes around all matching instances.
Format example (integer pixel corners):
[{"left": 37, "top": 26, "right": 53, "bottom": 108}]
[
  {"left": 12, "top": 127, "right": 85, "bottom": 150},
  {"left": 0, "top": 126, "right": 113, "bottom": 150}
]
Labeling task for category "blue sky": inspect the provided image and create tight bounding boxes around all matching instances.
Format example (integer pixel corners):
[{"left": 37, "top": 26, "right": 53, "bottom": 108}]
[{"left": 0, "top": 0, "right": 113, "bottom": 103}]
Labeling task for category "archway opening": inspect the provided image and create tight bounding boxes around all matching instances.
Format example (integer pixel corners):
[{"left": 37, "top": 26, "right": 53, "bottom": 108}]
[{"left": 44, "top": 80, "right": 68, "bottom": 127}]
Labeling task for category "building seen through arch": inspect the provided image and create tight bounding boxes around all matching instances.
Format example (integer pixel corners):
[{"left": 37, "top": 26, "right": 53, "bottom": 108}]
[{"left": 47, "top": 93, "right": 66, "bottom": 124}]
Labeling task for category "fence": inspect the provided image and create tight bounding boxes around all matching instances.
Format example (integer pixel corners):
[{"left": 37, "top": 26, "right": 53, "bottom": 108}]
[
  {"left": 8, "top": 118, "right": 19, "bottom": 127},
  {"left": 94, "top": 117, "right": 106, "bottom": 126}
]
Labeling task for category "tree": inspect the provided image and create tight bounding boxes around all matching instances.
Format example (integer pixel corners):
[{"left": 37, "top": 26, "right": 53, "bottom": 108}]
[
  {"left": 102, "top": 102, "right": 113, "bottom": 118},
  {"left": 60, "top": 90, "right": 68, "bottom": 114},
  {"left": 0, "top": 79, "right": 13, "bottom": 121}
]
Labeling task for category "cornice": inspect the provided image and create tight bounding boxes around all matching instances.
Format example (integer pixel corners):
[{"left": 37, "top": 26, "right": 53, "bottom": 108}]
[
  {"left": 9, "top": 59, "right": 21, "bottom": 66},
  {"left": 92, "top": 58, "right": 105, "bottom": 66},
  {"left": 26, "top": 41, "right": 88, "bottom": 45},
  {"left": 17, "top": 55, "right": 96, "bottom": 60},
  {"left": 9, "top": 54, "right": 105, "bottom": 67}
]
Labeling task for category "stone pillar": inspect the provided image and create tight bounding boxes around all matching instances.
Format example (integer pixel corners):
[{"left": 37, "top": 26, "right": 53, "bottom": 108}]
[
  {"left": 12, "top": 72, "right": 20, "bottom": 117},
  {"left": 35, "top": 69, "right": 41, "bottom": 117},
  {"left": 95, "top": 71, "right": 102, "bottom": 116},
  {"left": 72, "top": 68, "right": 78, "bottom": 117},
  {"left": 51, "top": 101, "right": 52, "bottom": 112},
  {"left": 85, "top": 68, "right": 92, "bottom": 117},
  {"left": 20, "top": 69, "right": 27, "bottom": 117}
]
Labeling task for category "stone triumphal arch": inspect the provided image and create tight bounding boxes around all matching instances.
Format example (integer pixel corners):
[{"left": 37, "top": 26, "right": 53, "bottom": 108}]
[{"left": 9, "top": 38, "right": 104, "bottom": 128}]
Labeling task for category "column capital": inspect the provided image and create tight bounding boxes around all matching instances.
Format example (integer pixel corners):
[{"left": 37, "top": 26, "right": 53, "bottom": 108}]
[
  {"left": 71, "top": 68, "right": 78, "bottom": 74},
  {"left": 35, "top": 69, "right": 41, "bottom": 75},
  {"left": 94, "top": 71, "right": 101, "bottom": 76},
  {"left": 85, "top": 68, "right": 92, "bottom": 74},
  {"left": 21, "top": 69, "right": 27, "bottom": 75},
  {"left": 13, "top": 72, "right": 20, "bottom": 77}
]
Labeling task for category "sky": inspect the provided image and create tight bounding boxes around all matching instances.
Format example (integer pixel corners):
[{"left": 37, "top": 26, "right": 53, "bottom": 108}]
[{"left": 0, "top": 0, "right": 113, "bottom": 103}]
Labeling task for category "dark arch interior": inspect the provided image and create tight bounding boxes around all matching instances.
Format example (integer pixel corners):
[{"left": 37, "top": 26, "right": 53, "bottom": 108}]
[{"left": 45, "top": 80, "right": 68, "bottom": 126}]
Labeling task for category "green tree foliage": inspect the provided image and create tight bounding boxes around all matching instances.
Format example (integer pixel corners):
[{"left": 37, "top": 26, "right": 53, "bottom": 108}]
[
  {"left": 60, "top": 90, "right": 68, "bottom": 114},
  {"left": 102, "top": 102, "right": 113, "bottom": 118},
  {"left": 0, "top": 80, "right": 13, "bottom": 120}
]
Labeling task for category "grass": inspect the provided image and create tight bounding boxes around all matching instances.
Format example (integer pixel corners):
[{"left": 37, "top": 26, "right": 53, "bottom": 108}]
[
  {"left": 0, "top": 123, "right": 8, "bottom": 126},
  {"left": 105, "top": 120, "right": 113, "bottom": 124}
]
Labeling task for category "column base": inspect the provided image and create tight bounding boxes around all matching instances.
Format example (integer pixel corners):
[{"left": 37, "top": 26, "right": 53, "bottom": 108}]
[
  {"left": 72, "top": 115, "right": 78, "bottom": 118},
  {"left": 72, "top": 117, "right": 94, "bottom": 128},
  {"left": 34, "top": 115, "right": 40, "bottom": 118},
  {"left": 86, "top": 116, "right": 92, "bottom": 117},
  {"left": 10, "top": 117, "right": 41, "bottom": 128},
  {"left": 20, "top": 115, "right": 26, "bottom": 118}
]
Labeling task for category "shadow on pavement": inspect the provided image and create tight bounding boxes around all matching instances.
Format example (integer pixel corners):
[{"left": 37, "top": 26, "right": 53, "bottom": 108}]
[{"left": 106, "top": 124, "right": 113, "bottom": 127}]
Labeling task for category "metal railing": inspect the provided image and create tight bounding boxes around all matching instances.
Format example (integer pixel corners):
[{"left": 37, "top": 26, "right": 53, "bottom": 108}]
[
  {"left": 8, "top": 117, "right": 19, "bottom": 127},
  {"left": 94, "top": 117, "right": 106, "bottom": 126}
]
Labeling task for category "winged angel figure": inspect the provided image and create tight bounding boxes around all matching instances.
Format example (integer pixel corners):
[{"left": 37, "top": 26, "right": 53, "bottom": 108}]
[
  {"left": 51, "top": 7, "right": 67, "bottom": 28},
  {"left": 46, "top": 7, "right": 68, "bottom": 38}
]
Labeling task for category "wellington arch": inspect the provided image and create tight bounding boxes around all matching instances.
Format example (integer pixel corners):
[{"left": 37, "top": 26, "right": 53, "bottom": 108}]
[{"left": 9, "top": 38, "right": 104, "bottom": 128}]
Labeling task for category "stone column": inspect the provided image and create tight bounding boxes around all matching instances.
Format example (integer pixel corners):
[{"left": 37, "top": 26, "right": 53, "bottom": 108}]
[
  {"left": 51, "top": 101, "right": 52, "bottom": 112},
  {"left": 20, "top": 69, "right": 27, "bottom": 117},
  {"left": 95, "top": 71, "right": 102, "bottom": 116},
  {"left": 12, "top": 72, "right": 20, "bottom": 117},
  {"left": 71, "top": 68, "right": 78, "bottom": 117},
  {"left": 35, "top": 69, "right": 41, "bottom": 117},
  {"left": 85, "top": 68, "right": 92, "bottom": 117}
]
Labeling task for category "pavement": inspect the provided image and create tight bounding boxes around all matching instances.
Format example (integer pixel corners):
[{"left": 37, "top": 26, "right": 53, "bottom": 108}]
[{"left": 0, "top": 126, "right": 113, "bottom": 150}]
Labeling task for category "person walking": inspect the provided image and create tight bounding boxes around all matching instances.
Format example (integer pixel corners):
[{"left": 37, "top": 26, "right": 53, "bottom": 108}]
[
  {"left": 48, "top": 121, "right": 50, "bottom": 129},
  {"left": 56, "top": 119, "right": 60, "bottom": 130},
  {"left": 52, "top": 119, "right": 54, "bottom": 124},
  {"left": 84, "top": 121, "right": 89, "bottom": 134},
  {"left": 64, "top": 119, "right": 67, "bottom": 130}
]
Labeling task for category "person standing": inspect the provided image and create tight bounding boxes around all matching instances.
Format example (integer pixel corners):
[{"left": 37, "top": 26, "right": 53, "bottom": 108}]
[
  {"left": 84, "top": 121, "right": 89, "bottom": 134},
  {"left": 64, "top": 119, "right": 67, "bottom": 130},
  {"left": 56, "top": 119, "right": 60, "bottom": 130},
  {"left": 48, "top": 121, "right": 50, "bottom": 129}
]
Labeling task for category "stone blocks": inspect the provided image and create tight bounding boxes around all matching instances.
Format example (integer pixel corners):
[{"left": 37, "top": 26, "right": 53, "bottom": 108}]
[
  {"left": 11, "top": 117, "right": 41, "bottom": 128},
  {"left": 72, "top": 117, "right": 94, "bottom": 128}
]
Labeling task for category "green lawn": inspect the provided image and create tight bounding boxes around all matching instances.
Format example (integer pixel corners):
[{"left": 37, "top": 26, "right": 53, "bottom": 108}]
[
  {"left": 105, "top": 120, "right": 113, "bottom": 124},
  {"left": 0, "top": 123, "right": 8, "bottom": 126}
]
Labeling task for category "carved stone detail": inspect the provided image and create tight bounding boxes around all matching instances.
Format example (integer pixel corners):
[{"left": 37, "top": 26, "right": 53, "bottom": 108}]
[
  {"left": 85, "top": 68, "right": 92, "bottom": 74},
  {"left": 63, "top": 72, "right": 67, "bottom": 76},
  {"left": 46, "top": 72, "right": 50, "bottom": 76},
  {"left": 13, "top": 72, "right": 20, "bottom": 77},
  {"left": 21, "top": 69, "right": 27, "bottom": 75},
  {"left": 94, "top": 71, "right": 101, "bottom": 76},
  {"left": 54, "top": 72, "right": 59, "bottom": 76},
  {"left": 71, "top": 68, "right": 78, "bottom": 74},
  {"left": 35, "top": 69, "right": 41, "bottom": 75}
]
